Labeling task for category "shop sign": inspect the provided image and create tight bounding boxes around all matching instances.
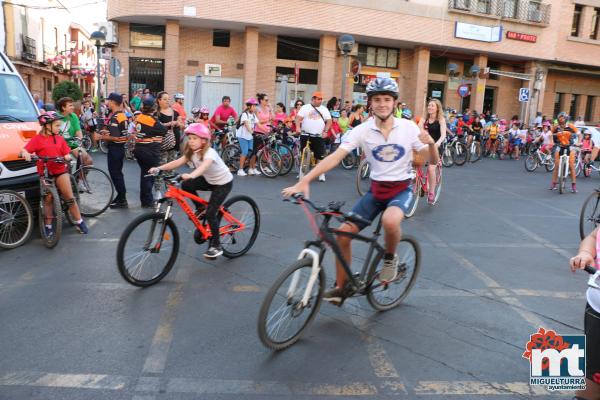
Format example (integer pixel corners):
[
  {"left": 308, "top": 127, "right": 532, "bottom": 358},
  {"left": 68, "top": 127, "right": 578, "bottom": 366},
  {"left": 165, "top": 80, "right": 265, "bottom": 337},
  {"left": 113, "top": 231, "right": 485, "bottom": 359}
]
[
  {"left": 455, "top": 22, "right": 502, "bottom": 42},
  {"left": 205, "top": 64, "right": 221, "bottom": 77},
  {"left": 506, "top": 31, "right": 537, "bottom": 43}
]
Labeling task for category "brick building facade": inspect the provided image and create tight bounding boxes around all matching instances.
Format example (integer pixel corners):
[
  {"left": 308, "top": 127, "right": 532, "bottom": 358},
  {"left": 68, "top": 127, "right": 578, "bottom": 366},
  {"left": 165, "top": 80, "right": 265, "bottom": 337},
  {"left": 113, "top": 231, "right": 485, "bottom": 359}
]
[{"left": 107, "top": 0, "right": 600, "bottom": 123}]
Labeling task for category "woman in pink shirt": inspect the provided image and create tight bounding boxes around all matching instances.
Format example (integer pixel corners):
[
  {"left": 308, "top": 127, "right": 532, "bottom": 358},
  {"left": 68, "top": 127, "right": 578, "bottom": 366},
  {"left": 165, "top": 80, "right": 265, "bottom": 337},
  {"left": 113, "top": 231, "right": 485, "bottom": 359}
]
[
  {"left": 289, "top": 99, "right": 304, "bottom": 133},
  {"left": 254, "top": 93, "right": 272, "bottom": 135},
  {"left": 272, "top": 102, "right": 287, "bottom": 126}
]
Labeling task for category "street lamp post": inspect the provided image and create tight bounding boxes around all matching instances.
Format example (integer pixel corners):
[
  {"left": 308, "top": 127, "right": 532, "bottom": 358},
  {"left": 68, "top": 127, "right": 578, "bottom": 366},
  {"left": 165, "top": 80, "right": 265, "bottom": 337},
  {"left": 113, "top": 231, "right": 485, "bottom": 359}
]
[
  {"left": 337, "top": 34, "right": 355, "bottom": 108},
  {"left": 90, "top": 30, "right": 106, "bottom": 118}
]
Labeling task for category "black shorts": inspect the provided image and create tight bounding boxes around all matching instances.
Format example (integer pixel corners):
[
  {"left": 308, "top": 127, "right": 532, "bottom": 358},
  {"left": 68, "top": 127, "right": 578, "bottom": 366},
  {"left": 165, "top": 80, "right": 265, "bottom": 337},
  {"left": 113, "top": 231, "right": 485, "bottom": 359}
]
[
  {"left": 300, "top": 135, "right": 326, "bottom": 161},
  {"left": 586, "top": 303, "right": 600, "bottom": 382}
]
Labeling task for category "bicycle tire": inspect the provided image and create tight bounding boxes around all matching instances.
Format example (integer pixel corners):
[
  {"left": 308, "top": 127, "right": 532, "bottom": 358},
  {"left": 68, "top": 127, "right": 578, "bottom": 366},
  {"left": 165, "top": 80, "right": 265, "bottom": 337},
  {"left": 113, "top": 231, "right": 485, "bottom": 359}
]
[
  {"left": 433, "top": 163, "right": 443, "bottom": 204},
  {"left": 545, "top": 157, "right": 555, "bottom": 172},
  {"left": 470, "top": 143, "right": 481, "bottom": 163},
  {"left": 299, "top": 147, "right": 312, "bottom": 180},
  {"left": 558, "top": 159, "right": 565, "bottom": 194},
  {"left": 441, "top": 147, "right": 453, "bottom": 167},
  {"left": 258, "top": 149, "right": 282, "bottom": 178},
  {"left": 76, "top": 166, "right": 114, "bottom": 217},
  {"left": 99, "top": 140, "right": 109, "bottom": 154},
  {"left": 356, "top": 159, "right": 371, "bottom": 196},
  {"left": 116, "top": 212, "right": 180, "bottom": 287},
  {"left": 404, "top": 177, "right": 420, "bottom": 218},
  {"left": 580, "top": 191, "right": 600, "bottom": 240},
  {"left": 258, "top": 257, "right": 325, "bottom": 350},
  {"left": 367, "top": 235, "right": 421, "bottom": 311},
  {"left": 341, "top": 152, "right": 355, "bottom": 170},
  {"left": 576, "top": 158, "right": 583, "bottom": 178},
  {"left": 524, "top": 155, "right": 538, "bottom": 172},
  {"left": 81, "top": 135, "right": 92, "bottom": 152},
  {"left": 0, "top": 189, "right": 33, "bottom": 249},
  {"left": 64, "top": 174, "right": 80, "bottom": 226},
  {"left": 452, "top": 143, "right": 468, "bottom": 166},
  {"left": 276, "top": 144, "right": 294, "bottom": 176},
  {"left": 219, "top": 195, "right": 261, "bottom": 258},
  {"left": 222, "top": 144, "right": 241, "bottom": 172},
  {"left": 584, "top": 163, "right": 592, "bottom": 178},
  {"left": 39, "top": 186, "right": 62, "bottom": 249}
]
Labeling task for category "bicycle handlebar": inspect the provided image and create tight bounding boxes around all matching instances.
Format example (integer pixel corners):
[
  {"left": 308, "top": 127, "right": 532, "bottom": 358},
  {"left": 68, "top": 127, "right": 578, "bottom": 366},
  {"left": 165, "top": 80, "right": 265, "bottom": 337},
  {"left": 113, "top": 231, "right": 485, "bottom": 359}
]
[
  {"left": 30, "top": 155, "right": 68, "bottom": 164},
  {"left": 284, "top": 194, "right": 371, "bottom": 226},
  {"left": 144, "top": 170, "right": 183, "bottom": 183}
]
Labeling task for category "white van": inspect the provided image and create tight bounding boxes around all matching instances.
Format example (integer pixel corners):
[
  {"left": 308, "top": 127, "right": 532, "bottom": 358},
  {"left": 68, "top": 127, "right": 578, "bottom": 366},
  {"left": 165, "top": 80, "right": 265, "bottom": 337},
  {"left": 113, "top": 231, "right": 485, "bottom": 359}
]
[{"left": 0, "top": 51, "right": 41, "bottom": 202}]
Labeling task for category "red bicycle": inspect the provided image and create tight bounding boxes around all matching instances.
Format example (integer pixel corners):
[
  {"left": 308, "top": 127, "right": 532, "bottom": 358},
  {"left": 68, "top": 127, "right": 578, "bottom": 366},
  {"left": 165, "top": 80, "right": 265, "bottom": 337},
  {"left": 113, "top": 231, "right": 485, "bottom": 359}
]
[
  {"left": 116, "top": 172, "right": 260, "bottom": 287},
  {"left": 405, "top": 160, "right": 443, "bottom": 218}
]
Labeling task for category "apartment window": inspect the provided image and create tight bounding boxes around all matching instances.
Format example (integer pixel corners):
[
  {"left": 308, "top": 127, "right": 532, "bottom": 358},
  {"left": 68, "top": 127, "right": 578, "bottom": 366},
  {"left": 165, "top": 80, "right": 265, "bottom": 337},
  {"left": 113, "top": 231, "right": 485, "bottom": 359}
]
[
  {"left": 212, "top": 30, "right": 230, "bottom": 47},
  {"left": 130, "top": 24, "right": 165, "bottom": 49},
  {"left": 429, "top": 56, "right": 447, "bottom": 74},
  {"left": 503, "top": 0, "right": 518, "bottom": 18},
  {"left": 570, "top": 94, "right": 579, "bottom": 119},
  {"left": 358, "top": 45, "right": 399, "bottom": 69},
  {"left": 477, "top": 0, "right": 491, "bottom": 14},
  {"left": 572, "top": 5, "right": 583, "bottom": 37},
  {"left": 275, "top": 66, "right": 318, "bottom": 85},
  {"left": 585, "top": 96, "right": 595, "bottom": 122},
  {"left": 553, "top": 93, "right": 563, "bottom": 118},
  {"left": 276, "top": 36, "right": 319, "bottom": 62},
  {"left": 528, "top": 1, "right": 542, "bottom": 22},
  {"left": 591, "top": 8, "right": 600, "bottom": 39}
]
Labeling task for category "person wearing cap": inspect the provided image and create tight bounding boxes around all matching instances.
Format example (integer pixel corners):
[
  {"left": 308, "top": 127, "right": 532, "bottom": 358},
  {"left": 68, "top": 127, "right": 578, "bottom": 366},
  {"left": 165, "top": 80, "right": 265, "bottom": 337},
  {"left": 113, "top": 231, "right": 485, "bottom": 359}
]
[
  {"left": 172, "top": 93, "right": 187, "bottom": 122},
  {"left": 132, "top": 97, "right": 167, "bottom": 207},
  {"left": 94, "top": 92, "right": 129, "bottom": 208},
  {"left": 149, "top": 123, "right": 233, "bottom": 259},
  {"left": 296, "top": 91, "right": 332, "bottom": 181}
]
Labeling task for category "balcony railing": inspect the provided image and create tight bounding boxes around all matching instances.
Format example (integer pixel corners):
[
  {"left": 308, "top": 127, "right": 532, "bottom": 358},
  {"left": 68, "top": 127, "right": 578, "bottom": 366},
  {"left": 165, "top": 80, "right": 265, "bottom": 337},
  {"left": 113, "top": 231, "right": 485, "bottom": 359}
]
[
  {"left": 22, "top": 35, "right": 36, "bottom": 61},
  {"left": 448, "top": 0, "right": 551, "bottom": 24}
]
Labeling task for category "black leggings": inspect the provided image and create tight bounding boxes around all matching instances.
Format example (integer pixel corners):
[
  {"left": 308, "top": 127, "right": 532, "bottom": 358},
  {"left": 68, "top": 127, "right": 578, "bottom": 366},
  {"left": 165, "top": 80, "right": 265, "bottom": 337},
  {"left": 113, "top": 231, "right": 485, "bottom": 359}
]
[{"left": 181, "top": 176, "right": 233, "bottom": 247}]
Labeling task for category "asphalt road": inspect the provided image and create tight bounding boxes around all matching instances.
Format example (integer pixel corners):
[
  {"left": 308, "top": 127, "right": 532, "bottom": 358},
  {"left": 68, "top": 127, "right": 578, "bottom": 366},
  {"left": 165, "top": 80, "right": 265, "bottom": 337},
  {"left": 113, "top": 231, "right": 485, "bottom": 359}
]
[{"left": 0, "top": 153, "right": 596, "bottom": 399}]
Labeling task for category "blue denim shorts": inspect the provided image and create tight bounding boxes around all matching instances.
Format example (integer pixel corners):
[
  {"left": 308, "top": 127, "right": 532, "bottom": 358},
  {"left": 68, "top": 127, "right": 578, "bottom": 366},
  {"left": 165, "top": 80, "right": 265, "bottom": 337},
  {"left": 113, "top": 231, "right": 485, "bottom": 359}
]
[
  {"left": 350, "top": 187, "right": 414, "bottom": 230},
  {"left": 238, "top": 138, "right": 253, "bottom": 156}
]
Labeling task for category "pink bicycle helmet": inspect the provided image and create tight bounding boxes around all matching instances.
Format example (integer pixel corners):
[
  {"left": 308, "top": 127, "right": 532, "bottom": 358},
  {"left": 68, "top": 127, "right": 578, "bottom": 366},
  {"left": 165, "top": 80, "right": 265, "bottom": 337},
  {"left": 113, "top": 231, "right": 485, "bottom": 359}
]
[
  {"left": 185, "top": 123, "right": 211, "bottom": 139},
  {"left": 542, "top": 120, "right": 552, "bottom": 127},
  {"left": 199, "top": 105, "right": 210, "bottom": 114},
  {"left": 245, "top": 98, "right": 259, "bottom": 106},
  {"left": 38, "top": 111, "right": 64, "bottom": 125}
]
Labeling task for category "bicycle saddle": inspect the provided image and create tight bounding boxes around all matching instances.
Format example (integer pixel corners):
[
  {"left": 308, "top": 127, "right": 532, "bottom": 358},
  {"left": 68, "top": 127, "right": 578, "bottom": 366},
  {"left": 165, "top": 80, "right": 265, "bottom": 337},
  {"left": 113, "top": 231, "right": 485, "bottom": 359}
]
[{"left": 328, "top": 201, "right": 345, "bottom": 212}]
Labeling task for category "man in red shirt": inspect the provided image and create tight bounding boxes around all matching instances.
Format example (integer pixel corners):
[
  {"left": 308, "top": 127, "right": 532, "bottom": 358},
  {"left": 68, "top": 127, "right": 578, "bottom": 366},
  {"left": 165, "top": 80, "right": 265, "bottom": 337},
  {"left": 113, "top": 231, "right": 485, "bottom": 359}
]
[
  {"left": 210, "top": 96, "right": 238, "bottom": 131},
  {"left": 172, "top": 93, "right": 187, "bottom": 122}
]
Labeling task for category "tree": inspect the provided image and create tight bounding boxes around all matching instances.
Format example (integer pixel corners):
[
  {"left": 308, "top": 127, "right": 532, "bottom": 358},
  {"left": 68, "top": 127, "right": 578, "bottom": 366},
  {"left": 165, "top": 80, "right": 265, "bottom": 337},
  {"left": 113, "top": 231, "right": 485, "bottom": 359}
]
[{"left": 52, "top": 81, "right": 83, "bottom": 103}]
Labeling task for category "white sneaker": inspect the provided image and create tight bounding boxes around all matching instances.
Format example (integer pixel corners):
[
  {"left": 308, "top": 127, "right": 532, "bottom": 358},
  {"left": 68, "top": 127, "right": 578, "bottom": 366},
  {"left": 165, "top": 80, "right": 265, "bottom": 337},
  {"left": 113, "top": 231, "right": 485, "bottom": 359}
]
[
  {"left": 318, "top": 174, "right": 326, "bottom": 182},
  {"left": 250, "top": 168, "right": 261, "bottom": 175},
  {"left": 237, "top": 169, "right": 247, "bottom": 176},
  {"left": 379, "top": 254, "right": 399, "bottom": 282}
]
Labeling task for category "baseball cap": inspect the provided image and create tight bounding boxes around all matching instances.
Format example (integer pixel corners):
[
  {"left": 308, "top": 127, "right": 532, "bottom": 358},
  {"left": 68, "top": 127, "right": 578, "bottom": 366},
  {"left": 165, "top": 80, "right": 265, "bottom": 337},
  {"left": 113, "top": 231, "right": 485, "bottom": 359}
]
[
  {"left": 312, "top": 91, "right": 323, "bottom": 99},
  {"left": 107, "top": 92, "right": 123, "bottom": 104},
  {"left": 142, "top": 97, "right": 156, "bottom": 108}
]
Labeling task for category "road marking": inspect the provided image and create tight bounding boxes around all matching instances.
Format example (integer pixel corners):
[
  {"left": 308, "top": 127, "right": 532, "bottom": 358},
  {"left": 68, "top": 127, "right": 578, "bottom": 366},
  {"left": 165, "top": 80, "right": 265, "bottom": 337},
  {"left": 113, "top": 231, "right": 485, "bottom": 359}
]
[
  {"left": 0, "top": 371, "right": 128, "bottom": 390},
  {"left": 493, "top": 186, "right": 578, "bottom": 218},
  {"left": 231, "top": 284, "right": 261, "bottom": 292},
  {"left": 79, "top": 238, "right": 119, "bottom": 243},
  {"left": 416, "top": 225, "right": 546, "bottom": 328},
  {"left": 412, "top": 288, "right": 583, "bottom": 299},
  {"left": 0, "top": 370, "right": 558, "bottom": 396}
]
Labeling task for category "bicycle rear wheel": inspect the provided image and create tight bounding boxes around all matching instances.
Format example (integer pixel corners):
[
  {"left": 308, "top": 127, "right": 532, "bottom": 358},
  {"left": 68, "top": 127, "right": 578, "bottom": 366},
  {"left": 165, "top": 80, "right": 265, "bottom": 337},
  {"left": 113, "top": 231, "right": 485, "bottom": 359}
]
[
  {"left": 219, "top": 195, "right": 260, "bottom": 258},
  {"left": 580, "top": 191, "right": 600, "bottom": 240},
  {"left": 276, "top": 144, "right": 294, "bottom": 176},
  {"left": 39, "top": 186, "right": 62, "bottom": 248},
  {"left": 356, "top": 159, "right": 370, "bottom": 196},
  {"left": 367, "top": 235, "right": 420, "bottom": 311},
  {"left": 76, "top": 166, "right": 114, "bottom": 217},
  {"left": 258, "top": 149, "right": 282, "bottom": 178},
  {"left": 258, "top": 258, "right": 325, "bottom": 350},
  {"left": 0, "top": 190, "right": 33, "bottom": 249},
  {"left": 116, "top": 212, "right": 180, "bottom": 287},
  {"left": 222, "top": 144, "right": 241, "bottom": 172}
]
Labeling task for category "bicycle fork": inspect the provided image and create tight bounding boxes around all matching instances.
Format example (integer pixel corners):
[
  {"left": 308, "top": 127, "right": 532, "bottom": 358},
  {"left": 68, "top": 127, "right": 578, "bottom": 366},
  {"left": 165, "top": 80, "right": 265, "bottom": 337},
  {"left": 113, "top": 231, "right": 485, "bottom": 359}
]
[{"left": 288, "top": 248, "right": 321, "bottom": 307}]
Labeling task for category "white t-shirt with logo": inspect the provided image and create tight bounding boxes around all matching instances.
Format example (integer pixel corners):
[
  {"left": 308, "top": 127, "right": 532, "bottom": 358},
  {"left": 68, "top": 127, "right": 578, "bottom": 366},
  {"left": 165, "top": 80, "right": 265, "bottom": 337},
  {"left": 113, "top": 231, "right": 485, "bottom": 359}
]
[
  {"left": 340, "top": 117, "right": 427, "bottom": 182},
  {"left": 190, "top": 148, "right": 233, "bottom": 185},
  {"left": 297, "top": 104, "right": 331, "bottom": 136},
  {"left": 237, "top": 111, "right": 257, "bottom": 140}
]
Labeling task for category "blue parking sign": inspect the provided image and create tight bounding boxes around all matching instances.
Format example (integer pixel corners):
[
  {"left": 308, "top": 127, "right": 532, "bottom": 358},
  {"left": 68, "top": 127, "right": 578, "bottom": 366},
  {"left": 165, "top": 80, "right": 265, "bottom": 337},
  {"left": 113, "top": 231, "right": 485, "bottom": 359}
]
[{"left": 519, "top": 88, "right": 530, "bottom": 102}]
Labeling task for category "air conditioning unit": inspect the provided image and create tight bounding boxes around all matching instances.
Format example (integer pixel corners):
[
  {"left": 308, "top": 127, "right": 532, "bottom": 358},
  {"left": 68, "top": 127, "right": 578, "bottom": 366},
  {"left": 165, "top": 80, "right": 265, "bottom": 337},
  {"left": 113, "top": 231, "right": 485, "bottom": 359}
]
[{"left": 100, "top": 22, "right": 119, "bottom": 45}]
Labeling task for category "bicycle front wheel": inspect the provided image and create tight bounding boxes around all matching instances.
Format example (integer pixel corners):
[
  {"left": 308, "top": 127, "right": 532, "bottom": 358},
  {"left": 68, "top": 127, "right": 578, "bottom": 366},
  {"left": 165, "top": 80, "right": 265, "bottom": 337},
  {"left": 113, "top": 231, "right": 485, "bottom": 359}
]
[
  {"left": 453, "top": 143, "right": 468, "bottom": 166},
  {"left": 116, "top": 212, "right": 180, "bottom": 287},
  {"left": 258, "top": 258, "right": 325, "bottom": 350},
  {"left": 258, "top": 149, "right": 282, "bottom": 178},
  {"left": 441, "top": 146, "right": 453, "bottom": 167},
  {"left": 299, "top": 147, "right": 312, "bottom": 180},
  {"left": 433, "top": 163, "right": 443, "bottom": 204},
  {"left": 76, "top": 166, "right": 114, "bottom": 217},
  {"left": 356, "top": 159, "right": 371, "bottom": 196},
  {"left": 99, "top": 140, "right": 109, "bottom": 154},
  {"left": 580, "top": 191, "right": 600, "bottom": 240},
  {"left": 219, "top": 195, "right": 260, "bottom": 258},
  {"left": 0, "top": 190, "right": 33, "bottom": 249},
  {"left": 81, "top": 135, "right": 92, "bottom": 151},
  {"left": 367, "top": 235, "right": 421, "bottom": 311},
  {"left": 341, "top": 152, "right": 355, "bottom": 169},
  {"left": 404, "top": 177, "right": 420, "bottom": 218},
  {"left": 39, "top": 186, "right": 62, "bottom": 248},
  {"left": 524, "top": 155, "right": 538, "bottom": 172},
  {"left": 276, "top": 144, "right": 294, "bottom": 176}
]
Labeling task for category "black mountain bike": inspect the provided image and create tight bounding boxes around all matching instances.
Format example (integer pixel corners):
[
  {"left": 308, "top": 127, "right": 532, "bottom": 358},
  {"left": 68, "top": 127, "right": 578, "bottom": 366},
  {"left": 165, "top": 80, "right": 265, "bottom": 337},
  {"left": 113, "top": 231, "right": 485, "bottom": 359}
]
[
  {"left": 580, "top": 188, "right": 600, "bottom": 239},
  {"left": 257, "top": 194, "right": 421, "bottom": 350}
]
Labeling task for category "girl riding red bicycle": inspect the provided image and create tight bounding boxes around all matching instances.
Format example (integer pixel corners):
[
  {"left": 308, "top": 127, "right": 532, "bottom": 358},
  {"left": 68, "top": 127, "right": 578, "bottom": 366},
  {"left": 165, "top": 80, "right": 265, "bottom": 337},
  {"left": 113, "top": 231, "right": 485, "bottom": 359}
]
[{"left": 149, "top": 123, "right": 233, "bottom": 259}]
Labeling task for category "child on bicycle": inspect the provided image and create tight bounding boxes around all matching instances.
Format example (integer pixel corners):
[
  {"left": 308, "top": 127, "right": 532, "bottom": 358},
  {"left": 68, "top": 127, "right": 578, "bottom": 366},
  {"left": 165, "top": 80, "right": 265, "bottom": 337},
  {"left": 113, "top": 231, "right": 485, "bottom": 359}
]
[
  {"left": 507, "top": 122, "right": 521, "bottom": 160},
  {"left": 149, "top": 123, "right": 233, "bottom": 259},
  {"left": 20, "top": 112, "right": 89, "bottom": 236}
]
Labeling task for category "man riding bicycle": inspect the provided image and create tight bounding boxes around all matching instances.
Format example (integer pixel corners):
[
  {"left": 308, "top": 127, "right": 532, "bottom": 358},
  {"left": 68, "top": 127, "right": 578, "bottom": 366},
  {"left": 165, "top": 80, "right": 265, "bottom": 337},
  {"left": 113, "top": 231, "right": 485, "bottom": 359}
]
[
  {"left": 283, "top": 77, "right": 439, "bottom": 305},
  {"left": 550, "top": 112, "right": 580, "bottom": 193}
]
